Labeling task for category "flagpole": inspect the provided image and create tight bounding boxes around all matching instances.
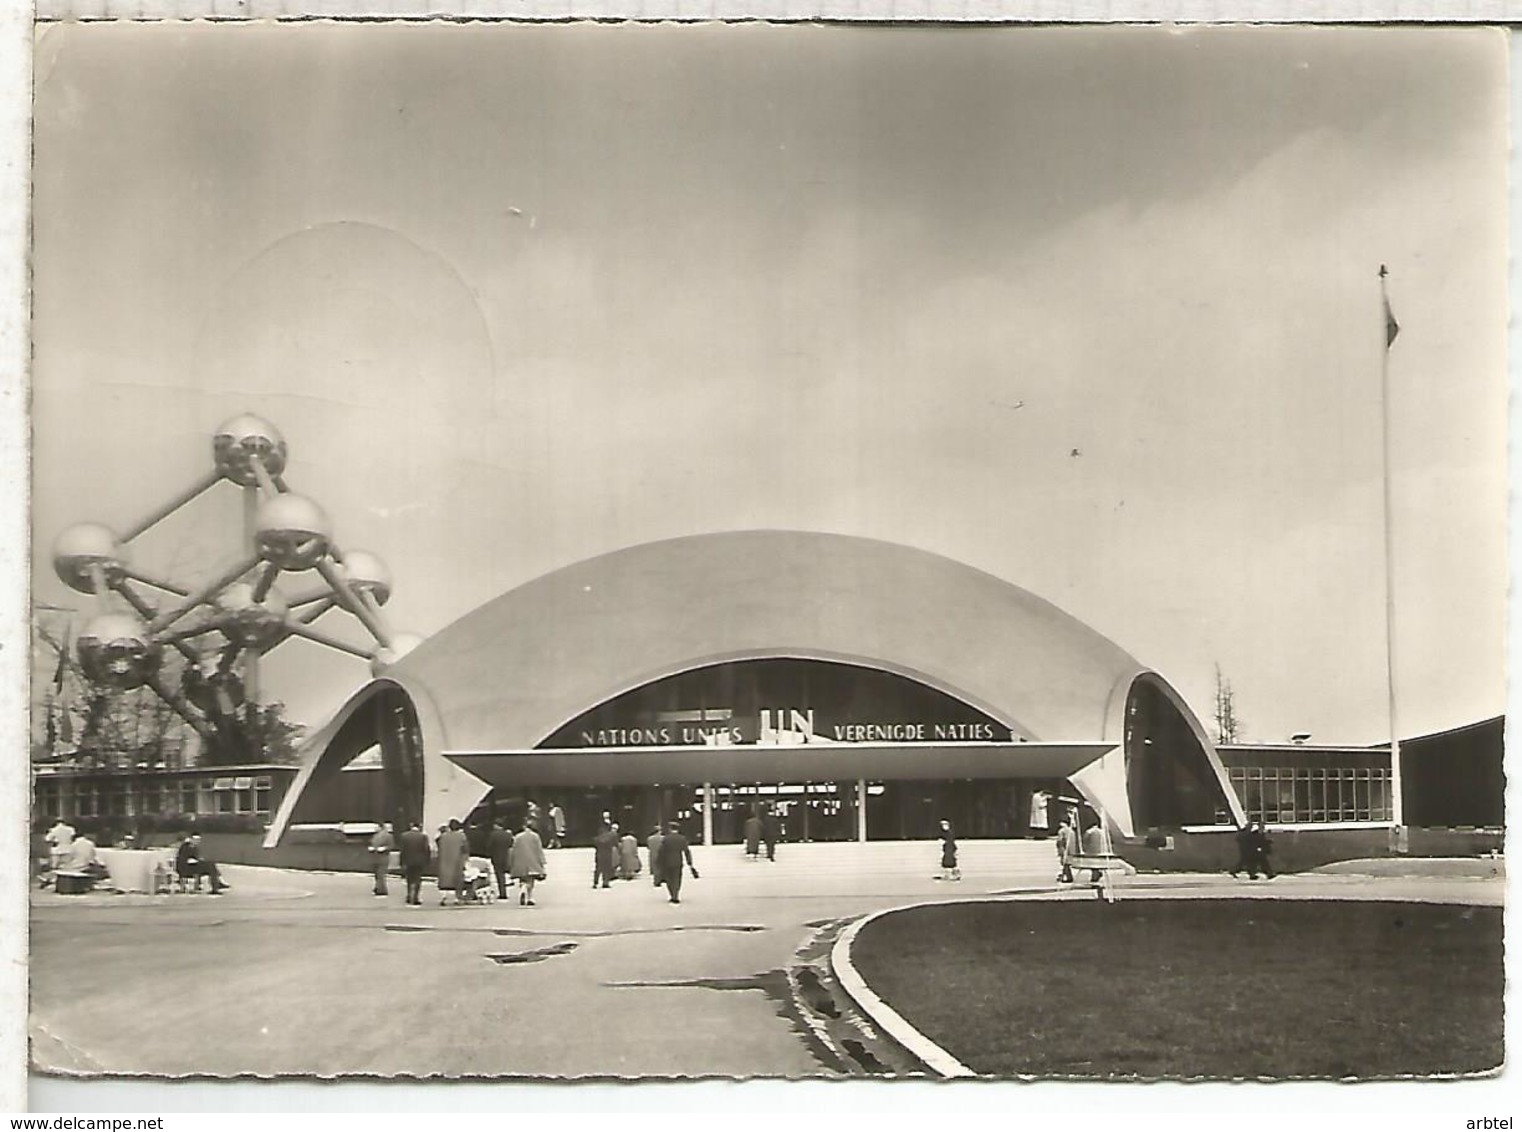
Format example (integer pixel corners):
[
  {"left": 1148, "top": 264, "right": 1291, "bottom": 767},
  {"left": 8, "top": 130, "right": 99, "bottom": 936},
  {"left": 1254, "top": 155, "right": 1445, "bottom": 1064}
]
[{"left": 1379, "top": 265, "right": 1404, "bottom": 835}]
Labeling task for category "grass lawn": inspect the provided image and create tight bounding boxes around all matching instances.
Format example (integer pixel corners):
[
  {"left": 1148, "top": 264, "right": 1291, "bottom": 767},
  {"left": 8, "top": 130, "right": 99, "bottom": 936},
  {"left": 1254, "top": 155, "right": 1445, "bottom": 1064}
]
[{"left": 849, "top": 899, "right": 1502, "bottom": 1079}]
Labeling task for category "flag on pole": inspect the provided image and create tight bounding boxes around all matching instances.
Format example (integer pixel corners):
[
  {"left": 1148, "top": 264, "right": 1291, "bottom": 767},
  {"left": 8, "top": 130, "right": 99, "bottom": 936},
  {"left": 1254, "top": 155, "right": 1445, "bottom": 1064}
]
[
  {"left": 1380, "top": 264, "right": 1400, "bottom": 347},
  {"left": 51, "top": 640, "right": 66, "bottom": 690},
  {"left": 56, "top": 622, "right": 74, "bottom": 746}
]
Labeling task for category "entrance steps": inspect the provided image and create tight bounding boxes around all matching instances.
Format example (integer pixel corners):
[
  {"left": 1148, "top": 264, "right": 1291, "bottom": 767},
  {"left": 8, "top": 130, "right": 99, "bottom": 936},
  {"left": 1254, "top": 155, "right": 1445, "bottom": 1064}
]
[{"left": 640, "top": 838, "right": 1064, "bottom": 883}]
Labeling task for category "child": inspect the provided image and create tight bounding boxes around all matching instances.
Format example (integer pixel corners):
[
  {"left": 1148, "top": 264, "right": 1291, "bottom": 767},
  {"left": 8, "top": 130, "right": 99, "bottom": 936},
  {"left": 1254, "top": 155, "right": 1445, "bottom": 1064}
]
[
  {"left": 458, "top": 858, "right": 495, "bottom": 904},
  {"left": 937, "top": 819, "right": 961, "bottom": 881}
]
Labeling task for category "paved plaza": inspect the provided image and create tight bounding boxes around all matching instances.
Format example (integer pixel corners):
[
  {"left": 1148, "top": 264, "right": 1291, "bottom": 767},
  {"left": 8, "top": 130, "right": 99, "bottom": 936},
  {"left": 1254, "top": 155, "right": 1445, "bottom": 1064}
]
[{"left": 28, "top": 847, "right": 1504, "bottom": 1079}]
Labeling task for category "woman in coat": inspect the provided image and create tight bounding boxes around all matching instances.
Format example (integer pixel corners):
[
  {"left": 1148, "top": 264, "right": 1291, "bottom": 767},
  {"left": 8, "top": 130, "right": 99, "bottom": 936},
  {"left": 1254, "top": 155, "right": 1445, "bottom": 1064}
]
[
  {"left": 937, "top": 819, "right": 960, "bottom": 882},
  {"left": 617, "top": 830, "right": 642, "bottom": 880},
  {"left": 507, "top": 821, "right": 547, "bottom": 906},
  {"left": 435, "top": 819, "right": 469, "bottom": 906},
  {"left": 1081, "top": 819, "right": 1106, "bottom": 885}
]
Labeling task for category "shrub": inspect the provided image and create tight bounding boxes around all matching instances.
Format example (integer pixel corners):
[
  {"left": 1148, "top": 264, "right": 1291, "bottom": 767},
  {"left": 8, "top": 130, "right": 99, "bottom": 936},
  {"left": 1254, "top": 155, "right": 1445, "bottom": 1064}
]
[{"left": 184, "top": 813, "right": 268, "bottom": 835}]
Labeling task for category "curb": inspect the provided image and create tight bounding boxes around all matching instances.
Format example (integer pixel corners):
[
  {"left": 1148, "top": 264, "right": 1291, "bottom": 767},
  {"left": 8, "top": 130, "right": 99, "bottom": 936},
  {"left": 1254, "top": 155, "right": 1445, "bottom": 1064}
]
[{"left": 829, "top": 900, "right": 978, "bottom": 1079}]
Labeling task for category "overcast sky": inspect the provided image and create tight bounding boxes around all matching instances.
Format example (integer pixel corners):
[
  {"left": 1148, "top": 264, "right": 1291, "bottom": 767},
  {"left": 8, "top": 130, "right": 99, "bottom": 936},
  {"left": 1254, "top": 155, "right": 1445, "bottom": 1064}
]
[{"left": 29, "top": 22, "right": 1508, "bottom": 747}]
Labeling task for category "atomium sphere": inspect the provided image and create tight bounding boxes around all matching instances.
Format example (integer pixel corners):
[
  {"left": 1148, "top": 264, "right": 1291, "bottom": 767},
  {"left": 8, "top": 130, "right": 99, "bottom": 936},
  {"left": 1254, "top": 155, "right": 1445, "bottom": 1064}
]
[
  {"left": 215, "top": 582, "right": 290, "bottom": 648},
  {"left": 213, "top": 413, "right": 289, "bottom": 487},
  {"left": 52, "top": 523, "right": 129, "bottom": 595},
  {"left": 369, "top": 630, "right": 424, "bottom": 676},
  {"left": 339, "top": 550, "right": 392, "bottom": 605},
  {"left": 254, "top": 492, "right": 332, "bottom": 570},
  {"left": 76, "top": 612, "right": 160, "bottom": 690}
]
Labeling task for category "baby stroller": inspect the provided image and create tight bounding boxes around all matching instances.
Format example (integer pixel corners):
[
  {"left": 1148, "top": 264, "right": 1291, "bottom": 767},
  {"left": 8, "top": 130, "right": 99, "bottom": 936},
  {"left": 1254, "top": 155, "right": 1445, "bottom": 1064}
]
[{"left": 458, "top": 858, "right": 496, "bottom": 905}]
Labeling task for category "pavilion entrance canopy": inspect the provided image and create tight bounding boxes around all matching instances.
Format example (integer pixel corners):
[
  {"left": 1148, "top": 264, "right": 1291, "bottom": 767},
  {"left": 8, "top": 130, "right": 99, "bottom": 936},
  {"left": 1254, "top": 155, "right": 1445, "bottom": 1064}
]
[{"left": 444, "top": 740, "right": 1116, "bottom": 790}]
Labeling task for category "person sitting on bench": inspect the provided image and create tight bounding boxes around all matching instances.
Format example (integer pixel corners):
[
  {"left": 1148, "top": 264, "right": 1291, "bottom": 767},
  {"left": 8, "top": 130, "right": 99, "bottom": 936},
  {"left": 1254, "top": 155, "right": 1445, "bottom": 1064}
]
[
  {"left": 53, "top": 833, "right": 104, "bottom": 894},
  {"left": 175, "top": 833, "right": 229, "bottom": 894}
]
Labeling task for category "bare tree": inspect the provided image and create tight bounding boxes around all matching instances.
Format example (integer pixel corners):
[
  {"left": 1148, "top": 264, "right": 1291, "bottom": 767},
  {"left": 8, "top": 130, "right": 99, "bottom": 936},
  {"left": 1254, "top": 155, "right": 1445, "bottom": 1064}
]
[
  {"left": 34, "top": 604, "right": 307, "bottom": 771},
  {"left": 1213, "top": 663, "right": 1245, "bottom": 745},
  {"left": 31, "top": 612, "right": 90, "bottom": 762}
]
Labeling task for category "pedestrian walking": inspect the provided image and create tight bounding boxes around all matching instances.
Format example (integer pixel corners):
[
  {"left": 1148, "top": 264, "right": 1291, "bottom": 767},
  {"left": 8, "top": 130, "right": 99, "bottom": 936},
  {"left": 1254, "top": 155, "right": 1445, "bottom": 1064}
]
[
  {"left": 618, "top": 828, "right": 643, "bottom": 880},
  {"left": 508, "top": 819, "right": 547, "bottom": 906},
  {"left": 761, "top": 807, "right": 780, "bottom": 862},
  {"left": 1054, "top": 813, "right": 1076, "bottom": 883},
  {"left": 488, "top": 818, "right": 515, "bottom": 899},
  {"left": 1082, "top": 819, "right": 1105, "bottom": 884},
  {"left": 647, "top": 825, "right": 666, "bottom": 887},
  {"left": 548, "top": 802, "right": 566, "bottom": 849},
  {"left": 367, "top": 821, "right": 395, "bottom": 898},
  {"left": 1229, "top": 822, "right": 1256, "bottom": 879},
  {"left": 592, "top": 822, "right": 619, "bottom": 889},
  {"left": 936, "top": 819, "right": 960, "bottom": 881},
  {"left": 742, "top": 812, "right": 762, "bottom": 860},
  {"left": 655, "top": 821, "right": 698, "bottom": 904},
  {"left": 436, "top": 819, "right": 469, "bottom": 906},
  {"left": 397, "top": 821, "right": 431, "bottom": 906},
  {"left": 1250, "top": 821, "right": 1276, "bottom": 879}
]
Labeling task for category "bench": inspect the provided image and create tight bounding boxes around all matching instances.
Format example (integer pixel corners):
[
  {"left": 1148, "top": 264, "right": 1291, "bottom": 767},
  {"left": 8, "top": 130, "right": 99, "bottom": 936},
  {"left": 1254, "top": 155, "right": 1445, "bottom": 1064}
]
[{"left": 54, "top": 870, "right": 95, "bottom": 895}]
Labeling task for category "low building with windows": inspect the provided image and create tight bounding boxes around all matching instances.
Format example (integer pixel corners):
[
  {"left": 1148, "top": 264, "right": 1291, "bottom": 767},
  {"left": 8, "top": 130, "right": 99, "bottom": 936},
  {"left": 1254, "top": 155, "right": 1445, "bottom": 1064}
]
[
  {"left": 1217, "top": 745, "right": 1397, "bottom": 829},
  {"left": 31, "top": 762, "right": 297, "bottom": 835}
]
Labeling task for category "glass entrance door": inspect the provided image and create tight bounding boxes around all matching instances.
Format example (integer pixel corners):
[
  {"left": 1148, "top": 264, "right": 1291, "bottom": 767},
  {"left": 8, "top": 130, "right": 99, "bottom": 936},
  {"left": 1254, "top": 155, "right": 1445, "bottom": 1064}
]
[
  {"left": 712, "top": 782, "right": 858, "bottom": 843},
  {"left": 865, "top": 779, "right": 1071, "bottom": 840}
]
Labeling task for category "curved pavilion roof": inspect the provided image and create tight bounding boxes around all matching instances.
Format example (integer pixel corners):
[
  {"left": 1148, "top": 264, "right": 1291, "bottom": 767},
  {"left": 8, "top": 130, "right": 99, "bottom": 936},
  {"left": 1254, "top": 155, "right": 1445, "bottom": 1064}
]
[
  {"left": 384, "top": 529, "right": 1156, "bottom": 751},
  {"left": 268, "top": 530, "right": 1243, "bottom": 846}
]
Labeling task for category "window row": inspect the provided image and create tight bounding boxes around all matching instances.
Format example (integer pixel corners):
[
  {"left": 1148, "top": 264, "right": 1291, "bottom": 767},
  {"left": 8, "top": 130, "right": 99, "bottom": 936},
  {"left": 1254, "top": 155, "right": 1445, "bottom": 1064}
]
[
  {"left": 33, "top": 777, "right": 274, "bottom": 819},
  {"left": 1228, "top": 765, "right": 1394, "bottom": 824}
]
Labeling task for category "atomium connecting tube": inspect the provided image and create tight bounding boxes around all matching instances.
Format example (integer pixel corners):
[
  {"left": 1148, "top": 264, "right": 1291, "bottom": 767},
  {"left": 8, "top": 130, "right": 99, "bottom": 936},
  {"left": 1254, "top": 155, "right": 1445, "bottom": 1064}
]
[{"left": 51, "top": 413, "right": 422, "bottom": 732}]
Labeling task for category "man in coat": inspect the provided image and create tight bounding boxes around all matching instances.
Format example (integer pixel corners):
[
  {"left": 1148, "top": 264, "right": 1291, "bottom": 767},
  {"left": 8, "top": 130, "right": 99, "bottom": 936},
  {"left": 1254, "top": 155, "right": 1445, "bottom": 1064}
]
[
  {"left": 1054, "top": 813, "right": 1077, "bottom": 884},
  {"left": 488, "top": 818, "right": 515, "bottom": 900},
  {"left": 1250, "top": 821, "right": 1276, "bottom": 880},
  {"left": 508, "top": 819, "right": 548, "bottom": 905},
  {"left": 655, "top": 821, "right": 698, "bottom": 904},
  {"left": 742, "top": 812, "right": 762, "bottom": 860},
  {"left": 397, "top": 821, "right": 432, "bottom": 906},
  {"left": 175, "top": 833, "right": 228, "bottom": 894},
  {"left": 592, "top": 822, "right": 619, "bottom": 889},
  {"left": 647, "top": 825, "right": 666, "bottom": 887},
  {"left": 760, "top": 807, "right": 780, "bottom": 862},
  {"left": 436, "top": 819, "right": 469, "bottom": 906},
  {"left": 367, "top": 821, "right": 395, "bottom": 898},
  {"left": 1230, "top": 822, "right": 1257, "bottom": 879}
]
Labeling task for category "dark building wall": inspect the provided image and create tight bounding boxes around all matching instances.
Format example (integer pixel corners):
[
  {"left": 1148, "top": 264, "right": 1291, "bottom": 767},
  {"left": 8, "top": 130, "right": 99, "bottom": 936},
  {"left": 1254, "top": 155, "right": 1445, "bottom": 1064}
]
[
  {"left": 1399, "top": 716, "right": 1504, "bottom": 828},
  {"left": 290, "top": 766, "right": 389, "bottom": 824}
]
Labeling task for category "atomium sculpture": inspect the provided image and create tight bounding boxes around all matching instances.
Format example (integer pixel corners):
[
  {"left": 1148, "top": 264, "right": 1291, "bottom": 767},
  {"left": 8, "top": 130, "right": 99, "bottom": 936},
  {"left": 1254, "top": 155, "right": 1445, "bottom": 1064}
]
[{"left": 52, "top": 413, "right": 423, "bottom": 749}]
